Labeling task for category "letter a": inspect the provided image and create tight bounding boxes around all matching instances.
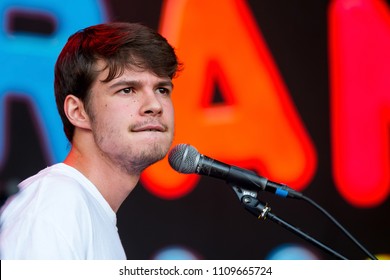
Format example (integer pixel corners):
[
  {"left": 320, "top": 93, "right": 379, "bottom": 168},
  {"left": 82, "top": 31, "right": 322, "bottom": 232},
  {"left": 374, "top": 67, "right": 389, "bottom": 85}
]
[{"left": 142, "top": 0, "right": 316, "bottom": 199}]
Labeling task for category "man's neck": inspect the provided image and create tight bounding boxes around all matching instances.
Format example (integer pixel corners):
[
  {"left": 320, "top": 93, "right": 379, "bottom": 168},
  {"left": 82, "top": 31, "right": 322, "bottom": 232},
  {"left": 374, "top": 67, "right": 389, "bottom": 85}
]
[{"left": 64, "top": 145, "right": 139, "bottom": 213}]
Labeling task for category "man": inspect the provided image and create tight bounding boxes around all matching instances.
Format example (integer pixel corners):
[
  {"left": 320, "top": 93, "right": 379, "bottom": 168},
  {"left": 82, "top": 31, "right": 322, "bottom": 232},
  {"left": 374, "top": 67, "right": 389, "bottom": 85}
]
[{"left": 0, "top": 22, "right": 182, "bottom": 259}]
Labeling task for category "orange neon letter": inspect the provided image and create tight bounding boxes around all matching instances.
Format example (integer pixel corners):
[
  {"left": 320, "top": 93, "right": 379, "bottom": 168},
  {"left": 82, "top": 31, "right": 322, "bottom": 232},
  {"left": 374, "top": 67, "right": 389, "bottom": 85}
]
[
  {"left": 329, "top": 0, "right": 390, "bottom": 207},
  {"left": 141, "top": 0, "right": 316, "bottom": 199}
]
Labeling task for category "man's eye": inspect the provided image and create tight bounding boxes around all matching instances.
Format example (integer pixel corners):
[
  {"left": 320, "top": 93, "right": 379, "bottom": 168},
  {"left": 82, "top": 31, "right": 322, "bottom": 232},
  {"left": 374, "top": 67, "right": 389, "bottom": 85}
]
[
  {"left": 120, "top": 87, "right": 133, "bottom": 94},
  {"left": 157, "top": 88, "right": 171, "bottom": 95}
]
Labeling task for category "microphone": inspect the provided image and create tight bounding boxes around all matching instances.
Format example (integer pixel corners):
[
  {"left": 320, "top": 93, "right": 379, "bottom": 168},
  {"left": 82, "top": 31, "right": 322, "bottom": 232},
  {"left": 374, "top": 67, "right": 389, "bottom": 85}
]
[{"left": 168, "top": 143, "right": 303, "bottom": 199}]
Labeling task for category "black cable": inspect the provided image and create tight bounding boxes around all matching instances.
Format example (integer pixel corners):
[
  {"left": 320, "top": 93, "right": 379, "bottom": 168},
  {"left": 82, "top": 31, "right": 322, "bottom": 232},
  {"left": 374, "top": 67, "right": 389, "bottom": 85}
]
[
  {"left": 236, "top": 188, "right": 349, "bottom": 259},
  {"left": 265, "top": 211, "right": 348, "bottom": 260},
  {"left": 300, "top": 194, "right": 378, "bottom": 260}
]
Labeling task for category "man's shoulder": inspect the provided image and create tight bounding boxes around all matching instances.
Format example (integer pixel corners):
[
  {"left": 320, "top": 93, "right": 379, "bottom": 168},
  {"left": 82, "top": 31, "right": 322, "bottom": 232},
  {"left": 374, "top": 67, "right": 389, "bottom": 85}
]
[{"left": 2, "top": 164, "right": 95, "bottom": 222}]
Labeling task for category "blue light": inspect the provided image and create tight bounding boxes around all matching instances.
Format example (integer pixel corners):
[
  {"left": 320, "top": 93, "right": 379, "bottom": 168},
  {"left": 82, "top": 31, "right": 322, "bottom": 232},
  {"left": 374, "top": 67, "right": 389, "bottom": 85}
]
[
  {"left": 266, "top": 243, "right": 319, "bottom": 260},
  {"left": 152, "top": 245, "right": 201, "bottom": 260}
]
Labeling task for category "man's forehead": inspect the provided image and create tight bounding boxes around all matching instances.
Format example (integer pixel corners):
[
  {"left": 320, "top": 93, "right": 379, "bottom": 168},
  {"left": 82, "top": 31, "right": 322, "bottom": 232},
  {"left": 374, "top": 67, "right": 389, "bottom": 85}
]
[{"left": 94, "top": 59, "right": 170, "bottom": 83}]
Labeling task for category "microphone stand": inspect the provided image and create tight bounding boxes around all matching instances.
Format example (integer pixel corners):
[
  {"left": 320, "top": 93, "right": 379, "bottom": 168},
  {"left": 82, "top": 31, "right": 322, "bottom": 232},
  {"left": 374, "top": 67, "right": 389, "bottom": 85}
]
[{"left": 230, "top": 185, "right": 348, "bottom": 260}]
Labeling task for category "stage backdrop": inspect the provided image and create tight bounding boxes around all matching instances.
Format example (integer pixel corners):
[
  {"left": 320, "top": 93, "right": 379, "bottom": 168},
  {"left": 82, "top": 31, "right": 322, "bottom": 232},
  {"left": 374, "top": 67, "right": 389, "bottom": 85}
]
[{"left": 1, "top": 0, "right": 389, "bottom": 260}]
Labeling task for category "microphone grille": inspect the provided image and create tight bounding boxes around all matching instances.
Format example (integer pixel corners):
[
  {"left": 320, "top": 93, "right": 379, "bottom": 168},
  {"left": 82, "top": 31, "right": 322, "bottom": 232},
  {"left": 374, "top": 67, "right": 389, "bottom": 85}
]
[{"left": 168, "top": 144, "right": 200, "bottom": 174}]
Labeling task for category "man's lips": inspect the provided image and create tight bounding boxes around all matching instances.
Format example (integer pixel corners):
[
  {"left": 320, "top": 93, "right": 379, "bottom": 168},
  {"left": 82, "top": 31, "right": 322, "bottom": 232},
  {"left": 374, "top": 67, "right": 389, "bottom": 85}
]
[{"left": 131, "top": 124, "right": 166, "bottom": 132}]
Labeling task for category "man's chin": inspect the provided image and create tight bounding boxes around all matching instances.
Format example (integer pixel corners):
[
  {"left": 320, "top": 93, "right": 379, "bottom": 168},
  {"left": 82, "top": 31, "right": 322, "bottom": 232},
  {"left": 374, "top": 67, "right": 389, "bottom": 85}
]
[{"left": 130, "top": 142, "right": 171, "bottom": 172}]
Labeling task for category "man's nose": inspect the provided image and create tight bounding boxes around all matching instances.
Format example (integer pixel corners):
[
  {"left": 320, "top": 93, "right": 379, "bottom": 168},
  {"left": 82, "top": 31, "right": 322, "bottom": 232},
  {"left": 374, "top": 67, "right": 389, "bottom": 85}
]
[{"left": 140, "top": 91, "right": 163, "bottom": 116}]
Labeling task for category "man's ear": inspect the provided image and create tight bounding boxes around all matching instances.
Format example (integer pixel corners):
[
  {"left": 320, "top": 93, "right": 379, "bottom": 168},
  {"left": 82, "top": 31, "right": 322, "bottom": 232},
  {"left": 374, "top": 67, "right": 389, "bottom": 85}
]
[{"left": 64, "top": 94, "right": 91, "bottom": 129}]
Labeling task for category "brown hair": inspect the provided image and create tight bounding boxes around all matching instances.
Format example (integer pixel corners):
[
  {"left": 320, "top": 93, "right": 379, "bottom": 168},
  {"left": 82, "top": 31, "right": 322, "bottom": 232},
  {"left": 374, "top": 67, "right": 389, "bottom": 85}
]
[{"left": 54, "top": 22, "right": 182, "bottom": 142}]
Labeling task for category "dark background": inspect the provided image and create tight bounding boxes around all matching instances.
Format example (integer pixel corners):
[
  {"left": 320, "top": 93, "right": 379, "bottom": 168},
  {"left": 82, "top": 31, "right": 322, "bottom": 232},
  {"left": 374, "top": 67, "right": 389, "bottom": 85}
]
[{"left": 1, "top": 0, "right": 389, "bottom": 260}]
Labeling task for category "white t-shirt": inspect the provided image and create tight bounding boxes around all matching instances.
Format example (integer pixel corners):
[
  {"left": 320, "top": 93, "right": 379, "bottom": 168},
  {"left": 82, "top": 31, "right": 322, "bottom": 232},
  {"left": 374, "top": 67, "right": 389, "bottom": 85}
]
[{"left": 0, "top": 163, "right": 127, "bottom": 259}]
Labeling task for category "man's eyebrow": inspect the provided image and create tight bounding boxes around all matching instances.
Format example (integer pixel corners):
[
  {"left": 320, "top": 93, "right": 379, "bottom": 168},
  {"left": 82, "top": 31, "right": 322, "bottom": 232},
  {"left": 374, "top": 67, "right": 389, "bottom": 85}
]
[
  {"left": 108, "top": 80, "right": 141, "bottom": 89},
  {"left": 107, "top": 79, "right": 174, "bottom": 89},
  {"left": 157, "top": 80, "right": 174, "bottom": 89}
]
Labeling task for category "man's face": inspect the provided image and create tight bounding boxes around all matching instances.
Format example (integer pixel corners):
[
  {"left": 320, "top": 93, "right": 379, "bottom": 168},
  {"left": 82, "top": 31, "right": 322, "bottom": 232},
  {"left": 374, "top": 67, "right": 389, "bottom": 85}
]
[{"left": 86, "top": 63, "right": 175, "bottom": 174}]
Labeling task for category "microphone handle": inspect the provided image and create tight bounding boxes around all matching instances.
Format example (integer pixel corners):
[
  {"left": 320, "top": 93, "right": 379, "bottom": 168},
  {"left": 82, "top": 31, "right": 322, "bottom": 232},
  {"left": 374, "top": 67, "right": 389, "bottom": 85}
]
[{"left": 197, "top": 155, "right": 268, "bottom": 191}]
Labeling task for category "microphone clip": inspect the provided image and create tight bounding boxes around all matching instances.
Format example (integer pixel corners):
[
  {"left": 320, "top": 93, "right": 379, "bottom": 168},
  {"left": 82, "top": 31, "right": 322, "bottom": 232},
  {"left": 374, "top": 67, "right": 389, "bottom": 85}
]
[{"left": 230, "top": 184, "right": 271, "bottom": 220}]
